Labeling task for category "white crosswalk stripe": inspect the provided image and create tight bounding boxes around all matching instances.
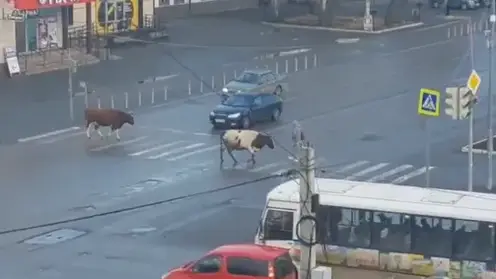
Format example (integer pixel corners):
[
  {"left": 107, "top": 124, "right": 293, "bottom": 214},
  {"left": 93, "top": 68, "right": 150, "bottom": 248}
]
[
  {"left": 325, "top": 161, "right": 437, "bottom": 185},
  {"left": 18, "top": 129, "right": 438, "bottom": 185}
]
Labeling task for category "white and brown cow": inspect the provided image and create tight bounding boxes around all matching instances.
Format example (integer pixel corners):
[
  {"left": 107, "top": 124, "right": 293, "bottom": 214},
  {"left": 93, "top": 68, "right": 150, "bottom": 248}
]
[{"left": 85, "top": 108, "right": 134, "bottom": 141}]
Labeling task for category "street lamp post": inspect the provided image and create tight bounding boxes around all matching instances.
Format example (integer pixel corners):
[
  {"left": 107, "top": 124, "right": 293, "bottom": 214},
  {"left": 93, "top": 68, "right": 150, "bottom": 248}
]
[
  {"left": 487, "top": 6, "right": 496, "bottom": 190},
  {"left": 68, "top": 49, "right": 77, "bottom": 121}
]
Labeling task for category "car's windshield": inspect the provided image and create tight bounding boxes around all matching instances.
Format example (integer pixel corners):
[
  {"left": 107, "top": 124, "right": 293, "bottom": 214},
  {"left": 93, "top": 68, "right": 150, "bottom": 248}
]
[
  {"left": 222, "top": 95, "right": 254, "bottom": 107},
  {"left": 235, "top": 72, "right": 260, "bottom": 84}
]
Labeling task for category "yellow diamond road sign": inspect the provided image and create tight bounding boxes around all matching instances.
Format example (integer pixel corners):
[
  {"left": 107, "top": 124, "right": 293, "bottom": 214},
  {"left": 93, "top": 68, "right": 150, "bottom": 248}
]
[{"left": 467, "top": 69, "right": 481, "bottom": 95}]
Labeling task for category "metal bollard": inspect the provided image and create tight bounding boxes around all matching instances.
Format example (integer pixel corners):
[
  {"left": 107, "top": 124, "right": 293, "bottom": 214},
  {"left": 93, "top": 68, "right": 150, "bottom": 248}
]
[
  {"left": 200, "top": 76, "right": 204, "bottom": 93},
  {"left": 447, "top": 28, "right": 451, "bottom": 39},
  {"left": 234, "top": 69, "right": 237, "bottom": 78},
  {"left": 223, "top": 72, "right": 226, "bottom": 86},
  {"left": 453, "top": 25, "right": 457, "bottom": 37},
  {"left": 188, "top": 80, "right": 192, "bottom": 95},
  {"left": 164, "top": 86, "right": 168, "bottom": 101},
  {"left": 151, "top": 88, "right": 155, "bottom": 104},
  {"left": 313, "top": 54, "right": 317, "bottom": 68},
  {"left": 138, "top": 91, "right": 142, "bottom": 107},
  {"left": 211, "top": 76, "right": 215, "bottom": 91},
  {"left": 294, "top": 57, "right": 298, "bottom": 72},
  {"left": 285, "top": 60, "right": 288, "bottom": 73},
  {"left": 110, "top": 95, "right": 115, "bottom": 109},
  {"left": 304, "top": 56, "right": 308, "bottom": 70},
  {"left": 275, "top": 62, "right": 279, "bottom": 74},
  {"left": 97, "top": 97, "right": 101, "bottom": 109},
  {"left": 466, "top": 23, "right": 469, "bottom": 35},
  {"left": 459, "top": 24, "right": 463, "bottom": 36},
  {"left": 124, "top": 92, "right": 129, "bottom": 109}
]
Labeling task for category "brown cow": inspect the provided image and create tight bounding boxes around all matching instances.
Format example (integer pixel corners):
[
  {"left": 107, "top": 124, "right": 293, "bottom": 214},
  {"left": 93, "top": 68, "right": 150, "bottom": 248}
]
[{"left": 85, "top": 108, "right": 134, "bottom": 141}]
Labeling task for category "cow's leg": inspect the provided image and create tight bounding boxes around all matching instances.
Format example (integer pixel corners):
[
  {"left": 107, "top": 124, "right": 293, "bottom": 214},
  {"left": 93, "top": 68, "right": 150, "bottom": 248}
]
[
  {"left": 86, "top": 122, "right": 93, "bottom": 138},
  {"left": 107, "top": 127, "right": 114, "bottom": 137},
  {"left": 114, "top": 129, "right": 121, "bottom": 141},
  {"left": 246, "top": 147, "right": 256, "bottom": 165},
  {"left": 94, "top": 124, "right": 104, "bottom": 139},
  {"left": 225, "top": 146, "right": 238, "bottom": 166}
]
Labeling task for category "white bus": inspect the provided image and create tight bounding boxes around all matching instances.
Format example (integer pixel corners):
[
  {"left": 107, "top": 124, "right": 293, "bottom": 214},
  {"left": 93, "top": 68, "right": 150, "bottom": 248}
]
[{"left": 255, "top": 178, "right": 496, "bottom": 279}]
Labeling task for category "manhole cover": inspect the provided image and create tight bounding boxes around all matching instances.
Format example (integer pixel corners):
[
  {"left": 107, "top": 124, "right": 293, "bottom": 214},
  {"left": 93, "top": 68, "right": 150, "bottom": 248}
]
[
  {"left": 360, "top": 133, "right": 381, "bottom": 142},
  {"left": 24, "top": 228, "right": 87, "bottom": 245}
]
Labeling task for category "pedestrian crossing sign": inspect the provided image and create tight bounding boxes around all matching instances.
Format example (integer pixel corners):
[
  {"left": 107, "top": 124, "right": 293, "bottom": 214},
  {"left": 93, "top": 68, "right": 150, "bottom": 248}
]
[{"left": 417, "top": 88, "right": 440, "bottom": 117}]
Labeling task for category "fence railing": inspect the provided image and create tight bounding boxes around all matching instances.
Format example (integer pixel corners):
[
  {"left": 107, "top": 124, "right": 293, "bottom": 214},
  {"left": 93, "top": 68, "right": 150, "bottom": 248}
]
[{"left": 73, "top": 53, "right": 319, "bottom": 115}]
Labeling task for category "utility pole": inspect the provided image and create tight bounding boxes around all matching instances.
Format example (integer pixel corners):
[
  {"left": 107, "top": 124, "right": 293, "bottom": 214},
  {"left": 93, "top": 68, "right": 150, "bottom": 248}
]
[
  {"left": 469, "top": 17, "right": 475, "bottom": 192},
  {"left": 68, "top": 48, "right": 77, "bottom": 121},
  {"left": 487, "top": 0, "right": 496, "bottom": 190},
  {"left": 298, "top": 144, "right": 316, "bottom": 279}
]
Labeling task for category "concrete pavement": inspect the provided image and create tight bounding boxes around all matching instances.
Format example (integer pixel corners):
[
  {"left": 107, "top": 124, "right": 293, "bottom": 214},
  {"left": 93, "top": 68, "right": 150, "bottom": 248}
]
[{"left": 0, "top": 17, "right": 484, "bottom": 279}]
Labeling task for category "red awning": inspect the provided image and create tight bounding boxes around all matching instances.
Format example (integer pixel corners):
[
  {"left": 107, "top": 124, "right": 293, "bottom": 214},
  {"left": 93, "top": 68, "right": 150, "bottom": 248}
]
[{"left": 15, "top": 0, "right": 94, "bottom": 10}]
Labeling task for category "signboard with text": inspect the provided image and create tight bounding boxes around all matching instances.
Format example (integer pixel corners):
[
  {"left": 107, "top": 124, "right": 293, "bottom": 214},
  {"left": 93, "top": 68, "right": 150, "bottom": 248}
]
[{"left": 14, "top": 0, "right": 94, "bottom": 10}]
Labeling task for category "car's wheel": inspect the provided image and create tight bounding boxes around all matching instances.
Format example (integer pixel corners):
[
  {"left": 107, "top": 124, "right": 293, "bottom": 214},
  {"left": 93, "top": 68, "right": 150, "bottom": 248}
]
[
  {"left": 274, "top": 85, "right": 283, "bottom": 95},
  {"left": 271, "top": 108, "right": 281, "bottom": 122},
  {"left": 241, "top": 117, "right": 251, "bottom": 129}
]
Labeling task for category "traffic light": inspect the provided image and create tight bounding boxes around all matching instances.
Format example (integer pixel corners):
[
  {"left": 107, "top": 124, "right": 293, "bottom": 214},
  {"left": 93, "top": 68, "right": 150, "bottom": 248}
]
[
  {"left": 445, "top": 87, "right": 475, "bottom": 120},
  {"left": 445, "top": 87, "right": 460, "bottom": 120},
  {"left": 458, "top": 87, "right": 474, "bottom": 119}
]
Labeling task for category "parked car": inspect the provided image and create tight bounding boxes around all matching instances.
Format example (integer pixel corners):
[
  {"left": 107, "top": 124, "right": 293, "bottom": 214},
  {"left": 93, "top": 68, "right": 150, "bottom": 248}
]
[
  {"left": 209, "top": 92, "right": 283, "bottom": 129},
  {"left": 222, "top": 69, "right": 288, "bottom": 97},
  {"left": 161, "top": 244, "right": 297, "bottom": 279}
]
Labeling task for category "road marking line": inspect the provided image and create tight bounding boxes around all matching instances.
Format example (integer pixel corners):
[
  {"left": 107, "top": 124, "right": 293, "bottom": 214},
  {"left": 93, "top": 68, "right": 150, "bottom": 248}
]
[
  {"left": 18, "top": 126, "right": 81, "bottom": 143},
  {"left": 90, "top": 136, "right": 148, "bottom": 152},
  {"left": 336, "top": 161, "right": 369, "bottom": 173},
  {"left": 391, "top": 166, "right": 435, "bottom": 184},
  {"left": 129, "top": 141, "right": 185, "bottom": 156},
  {"left": 412, "top": 21, "right": 460, "bottom": 32},
  {"left": 345, "top": 163, "right": 389, "bottom": 180},
  {"left": 271, "top": 168, "right": 290, "bottom": 176},
  {"left": 380, "top": 39, "right": 454, "bottom": 57},
  {"left": 167, "top": 145, "right": 218, "bottom": 161},
  {"left": 193, "top": 132, "right": 212, "bottom": 136},
  {"left": 41, "top": 131, "right": 86, "bottom": 144},
  {"left": 147, "top": 143, "right": 205, "bottom": 160},
  {"left": 366, "top": 165, "right": 414, "bottom": 183},
  {"left": 251, "top": 162, "right": 287, "bottom": 172}
]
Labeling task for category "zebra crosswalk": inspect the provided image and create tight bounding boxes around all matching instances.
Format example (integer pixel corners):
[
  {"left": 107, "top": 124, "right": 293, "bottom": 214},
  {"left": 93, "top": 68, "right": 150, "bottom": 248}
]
[
  {"left": 18, "top": 127, "right": 435, "bottom": 186},
  {"left": 320, "top": 160, "right": 435, "bottom": 185}
]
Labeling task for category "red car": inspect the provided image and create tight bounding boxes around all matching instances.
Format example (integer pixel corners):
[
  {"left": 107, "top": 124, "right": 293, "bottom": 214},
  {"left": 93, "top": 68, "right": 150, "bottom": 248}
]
[{"left": 162, "top": 244, "right": 297, "bottom": 279}]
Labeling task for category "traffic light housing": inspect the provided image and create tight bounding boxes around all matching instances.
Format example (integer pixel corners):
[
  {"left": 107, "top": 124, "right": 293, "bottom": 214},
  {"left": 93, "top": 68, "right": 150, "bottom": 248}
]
[{"left": 445, "top": 86, "right": 475, "bottom": 120}]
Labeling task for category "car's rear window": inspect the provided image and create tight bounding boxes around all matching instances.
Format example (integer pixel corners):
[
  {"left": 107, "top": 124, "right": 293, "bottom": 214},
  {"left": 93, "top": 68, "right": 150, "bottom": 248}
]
[
  {"left": 223, "top": 95, "right": 253, "bottom": 107},
  {"left": 226, "top": 256, "right": 269, "bottom": 277}
]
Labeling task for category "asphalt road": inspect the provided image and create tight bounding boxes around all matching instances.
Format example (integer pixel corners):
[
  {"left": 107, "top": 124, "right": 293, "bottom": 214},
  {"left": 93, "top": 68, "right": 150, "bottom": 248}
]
[{"left": 0, "top": 11, "right": 489, "bottom": 279}]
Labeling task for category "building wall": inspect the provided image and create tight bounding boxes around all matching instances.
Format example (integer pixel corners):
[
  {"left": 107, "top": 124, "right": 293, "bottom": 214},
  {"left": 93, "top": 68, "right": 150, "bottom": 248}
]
[
  {"left": 0, "top": 3, "right": 17, "bottom": 64},
  {"left": 72, "top": 0, "right": 152, "bottom": 30}
]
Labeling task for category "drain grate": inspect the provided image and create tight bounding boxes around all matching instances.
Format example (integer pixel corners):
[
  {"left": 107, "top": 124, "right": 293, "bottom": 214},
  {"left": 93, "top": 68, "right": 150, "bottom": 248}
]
[{"left": 24, "top": 228, "right": 87, "bottom": 245}]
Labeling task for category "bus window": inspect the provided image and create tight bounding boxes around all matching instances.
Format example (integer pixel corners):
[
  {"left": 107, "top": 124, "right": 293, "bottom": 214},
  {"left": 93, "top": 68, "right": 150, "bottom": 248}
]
[
  {"left": 371, "top": 211, "right": 410, "bottom": 252},
  {"left": 263, "top": 209, "right": 294, "bottom": 240},
  {"left": 412, "top": 216, "right": 452, "bottom": 257},
  {"left": 454, "top": 220, "right": 494, "bottom": 261},
  {"left": 335, "top": 208, "right": 371, "bottom": 247}
]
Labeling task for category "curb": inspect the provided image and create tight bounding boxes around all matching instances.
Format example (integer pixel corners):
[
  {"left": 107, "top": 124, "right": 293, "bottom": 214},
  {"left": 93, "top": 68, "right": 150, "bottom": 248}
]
[{"left": 261, "top": 21, "right": 424, "bottom": 34}]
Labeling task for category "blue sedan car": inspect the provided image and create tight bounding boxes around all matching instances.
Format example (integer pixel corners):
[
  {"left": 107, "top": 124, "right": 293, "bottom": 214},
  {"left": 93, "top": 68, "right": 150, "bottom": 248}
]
[{"left": 209, "top": 92, "right": 283, "bottom": 129}]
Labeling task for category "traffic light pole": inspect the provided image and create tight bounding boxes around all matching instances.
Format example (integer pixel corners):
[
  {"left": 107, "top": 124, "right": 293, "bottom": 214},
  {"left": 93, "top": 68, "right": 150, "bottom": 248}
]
[
  {"left": 488, "top": 28, "right": 494, "bottom": 191},
  {"left": 469, "top": 20, "right": 475, "bottom": 192}
]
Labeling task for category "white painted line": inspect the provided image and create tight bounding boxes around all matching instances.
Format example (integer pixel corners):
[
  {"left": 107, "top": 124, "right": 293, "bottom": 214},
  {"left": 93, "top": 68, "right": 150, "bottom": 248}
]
[
  {"left": 41, "top": 131, "right": 86, "bottom": 144},
  {"left": 345, "top": 163, "right": 389, "bottom": 180},
  {"left": 412, "top": 21, "right": 460, "bottom": 32},
  {"left": 18, "top": 126, "right": 81, "bottom": 143},
  {"left": 251, "top": 162, "right": 287, "bottom": 173},
  {"left": 335, "top": 38, "right": 360, "bottom": 44},
  {"left": 90, "top": 136, "right": 148, "bottom": 152},
  {"left": 147, "top": 143, "right": 205, "bottom": 160},
  {"left": 129, "top": 141, "right": 185, "bottom": 156},
  {"left": 167, "top": 145, "right": 218, "bottom": 161},
  {"left": 336, "top": 161, "right": 369, "bottom": 173},
  {"left": 271, "top": 168, "right": 290, "bottom": 176},
  {"left": 391, "top": 166, "right": 435, "bottom": 184},
  {"left": 193, "top": 132, "right": 212, "bottom": 136},
  {"left": 278, "top": 48, "right": 311, "bottom": 56},
  {"left": 261, "top": 21, "right": 423, "bottom": 34},
  {"left": 366, "top": 165, "right": 414, "bottom": 183},
  {"left": 380, "top": 39, "right": 453, "bottom": 57}
]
